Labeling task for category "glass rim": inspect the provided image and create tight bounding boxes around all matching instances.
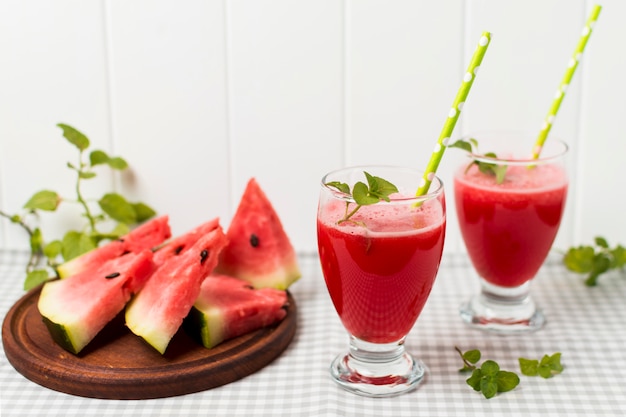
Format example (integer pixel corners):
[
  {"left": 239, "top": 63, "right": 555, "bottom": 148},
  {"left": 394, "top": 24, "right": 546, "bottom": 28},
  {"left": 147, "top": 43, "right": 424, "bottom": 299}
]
[
  {"left": 320, "top": 164, "right": 444, "bottom": 204},
  {"left": 459, "top": 131, "right": 569, "bottom": 166}
]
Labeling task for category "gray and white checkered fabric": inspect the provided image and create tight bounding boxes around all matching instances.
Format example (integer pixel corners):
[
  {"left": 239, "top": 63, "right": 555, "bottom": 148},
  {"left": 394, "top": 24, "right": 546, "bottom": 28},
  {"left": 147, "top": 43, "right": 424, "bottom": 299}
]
[{"left": 2, "top": 249, "right": 625, "bottom": 416}]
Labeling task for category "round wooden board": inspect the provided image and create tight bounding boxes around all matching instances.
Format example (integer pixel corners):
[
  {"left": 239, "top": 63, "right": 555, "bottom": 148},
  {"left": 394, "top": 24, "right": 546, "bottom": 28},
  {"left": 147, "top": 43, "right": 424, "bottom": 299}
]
[{"left": 1, "top": 286, "right": 297, "bottom": 400}]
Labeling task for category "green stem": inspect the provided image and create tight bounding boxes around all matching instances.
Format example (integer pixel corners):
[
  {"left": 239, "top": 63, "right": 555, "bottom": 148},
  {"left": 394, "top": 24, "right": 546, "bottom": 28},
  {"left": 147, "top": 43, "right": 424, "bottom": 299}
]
[
  {"left": 338, "top": 204, "right": 362, "bottom": 224},
  {"left": 0, "top": 210, "right": 43, "bottom": 271},
  {"left": 75, "top": 151, "right": 96, "bottom": 233}
]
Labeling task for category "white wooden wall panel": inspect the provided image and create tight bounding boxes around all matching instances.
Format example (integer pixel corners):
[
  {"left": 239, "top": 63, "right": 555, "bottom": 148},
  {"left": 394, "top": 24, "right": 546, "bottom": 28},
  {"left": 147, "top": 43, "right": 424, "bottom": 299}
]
[
  {"left": 227, "top": 0, "right": 343, "bottom": 254},
  {"left": 1, "top": 0, "right": 624, "bottom": 260},
  {"left": 0, "top": 0, "right": 112, "bottom": 246},
  {"left": 348, "top": 0, "right": 464, "bottom": 253},
  {"left": 577, "top": 0, "right": 626, "bottom": 246},
  {"left": 107, "top": 0, "right": 230, "bottom": 239}
]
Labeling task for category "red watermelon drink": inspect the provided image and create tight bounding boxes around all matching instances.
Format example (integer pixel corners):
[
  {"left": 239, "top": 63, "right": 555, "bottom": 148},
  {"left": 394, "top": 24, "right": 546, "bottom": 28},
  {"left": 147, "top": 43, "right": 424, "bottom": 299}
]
[
  {"left": 317, "top": 166, "right": 446, "bottom": 397},
  {"left": 453, "top": 132, "right": 568, "bottom": 333}
]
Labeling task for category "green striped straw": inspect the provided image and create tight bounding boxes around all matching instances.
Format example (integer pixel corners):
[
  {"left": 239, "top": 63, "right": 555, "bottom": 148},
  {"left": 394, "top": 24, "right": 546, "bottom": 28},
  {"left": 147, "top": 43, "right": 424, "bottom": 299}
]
[
  {"left": 416, "top": 31, "right": 492, "bottom": 196},
  {"left": 532, "top": 4, "right": 602, "bottom": 159}
]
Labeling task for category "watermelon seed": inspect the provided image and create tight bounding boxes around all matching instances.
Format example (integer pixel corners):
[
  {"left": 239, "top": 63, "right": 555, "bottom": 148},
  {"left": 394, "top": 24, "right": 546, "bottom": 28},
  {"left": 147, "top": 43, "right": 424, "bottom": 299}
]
[
  {"left": 250, "top": 234, "right": 260, "bottom": 247},
  {"left": 200, "top": 249, "right": 209, "bottom": 265},
  {"left": 105, "top": 272, "right": 121, "bottom": 279},
  {"left": 174, "top": 245, "right": 184, "bottom": 255}
]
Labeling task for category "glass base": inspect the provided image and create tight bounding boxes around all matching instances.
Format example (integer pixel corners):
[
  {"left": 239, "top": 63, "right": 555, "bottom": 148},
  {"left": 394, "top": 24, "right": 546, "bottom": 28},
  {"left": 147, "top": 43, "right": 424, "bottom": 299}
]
[
  {"left": 459, "top": 279, "right": 545, "bottom": 334},
  {"left": 329, "top": 337, "right": 426, "bottom": 397}
]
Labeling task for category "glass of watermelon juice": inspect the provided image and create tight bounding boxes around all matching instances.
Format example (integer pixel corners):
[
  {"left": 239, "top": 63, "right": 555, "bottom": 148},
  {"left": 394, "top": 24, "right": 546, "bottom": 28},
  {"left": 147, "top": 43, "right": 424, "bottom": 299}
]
[
  {"left": 317, "top": 165, "right": 446, "bottom": 397},
  {"left": 454, "top": 131, "right": 568, "bottom": 333}
]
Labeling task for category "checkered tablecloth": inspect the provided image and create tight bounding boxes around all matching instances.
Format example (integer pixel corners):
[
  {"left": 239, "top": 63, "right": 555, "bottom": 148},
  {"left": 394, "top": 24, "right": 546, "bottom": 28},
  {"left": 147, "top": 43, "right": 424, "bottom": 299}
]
[{"left": 1, "top": 249, "right": 625, "bottom": 416}]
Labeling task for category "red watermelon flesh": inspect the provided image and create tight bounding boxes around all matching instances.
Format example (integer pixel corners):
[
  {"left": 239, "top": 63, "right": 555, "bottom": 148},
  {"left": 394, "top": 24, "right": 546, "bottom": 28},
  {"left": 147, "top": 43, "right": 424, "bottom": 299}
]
[
  {"left": 125, "top": 222, "right": 227, "bottom": 354},
  {"left": 38, "top": 250, "right": 155, "bottom": 354},
  {"left": 57, "top": 215, "right": 171, "bottom": 279},
  {"left": 153, "top": 218, "right": 220, "bottom": 267},
  {"left": 215, "top": 178, "right": 301, "bottom": 290},
  {"left": 184, "top": 274, "right": 288, "bottom": 349}
]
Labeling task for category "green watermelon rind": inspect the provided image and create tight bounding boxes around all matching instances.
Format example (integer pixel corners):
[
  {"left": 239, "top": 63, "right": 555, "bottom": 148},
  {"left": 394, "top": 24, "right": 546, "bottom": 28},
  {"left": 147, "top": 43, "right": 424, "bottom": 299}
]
[
  {"left": 40, "top": 314, "right": 85, "bottom": 355},
  {"left": 218, "top": 261, "right": 301, "bottom": 291},
  {"left": 184, "top": 305, "right": 225, "bottom": 349}
]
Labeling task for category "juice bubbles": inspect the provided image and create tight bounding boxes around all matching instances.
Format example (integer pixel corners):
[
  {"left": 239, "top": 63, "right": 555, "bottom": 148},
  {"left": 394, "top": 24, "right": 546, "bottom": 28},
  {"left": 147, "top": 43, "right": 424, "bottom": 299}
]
[
  {"left": 317, "top": 194, "right": 446, "bottom": 344},
  {"left": 454, "top": 163, "right": 568, "bottom": 288}
]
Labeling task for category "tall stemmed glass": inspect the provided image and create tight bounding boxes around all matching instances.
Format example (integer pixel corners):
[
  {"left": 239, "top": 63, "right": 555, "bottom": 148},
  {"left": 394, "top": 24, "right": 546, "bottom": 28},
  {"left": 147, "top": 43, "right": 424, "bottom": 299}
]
[
  {"left": 317, "top": 166, "right": 446, "bottom": 397},
  {"left": 454, "top": 132, "right": 568, "bottom": 332}
]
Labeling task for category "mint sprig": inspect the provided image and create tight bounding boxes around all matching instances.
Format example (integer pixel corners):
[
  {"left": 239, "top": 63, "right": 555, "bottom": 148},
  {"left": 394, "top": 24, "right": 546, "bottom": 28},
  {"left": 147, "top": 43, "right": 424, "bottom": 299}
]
[
  {"left": 563, "top": 236, "right": 626, "bottom": 286},
  {"left": 455, "top": 347, "right": 519, "bottom": 399},
  {"left": 325, "top": 171, "right": 398, "bottom": 224},
  {"left": 519, "top": 353, "right": 563, "bottom": 378},
  {"left": 449, "top": 138, "right": 507, "bottom": 184},
  {"left": 0, "top": 123, "right": 156, "bottom": 290}
]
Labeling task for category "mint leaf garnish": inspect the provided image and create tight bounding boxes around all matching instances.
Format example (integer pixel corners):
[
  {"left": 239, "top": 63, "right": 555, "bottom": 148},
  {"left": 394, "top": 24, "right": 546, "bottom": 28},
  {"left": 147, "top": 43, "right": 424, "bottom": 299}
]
[
  {"left": 519, "top": 353, "right": 563, "bottom": 378},
  {"left": 325, "top": 171, "right": 398, "bottom": 224},
  {"left": 455, "top": 346, "right": 520, "bottom": 399},
  {"left": 449, "top": 138, "right": 507, "bottom": 184},
  {"left": 563, "top": 236, "right": 626, "bottom": 286}
]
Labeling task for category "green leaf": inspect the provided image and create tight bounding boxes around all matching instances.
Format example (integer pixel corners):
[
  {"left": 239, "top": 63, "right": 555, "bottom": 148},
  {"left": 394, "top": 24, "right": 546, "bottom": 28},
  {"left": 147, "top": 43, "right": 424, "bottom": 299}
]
[
  {"left": 496, "top": 371, "right": 520, "bottom": 392},
  {"left": 595, "top": 236, "right": 609, "bottom": 248},
  {"left": 106, "top": 156, "right": 128, "bottom": 170},
  {"left": 611, "top": 245, "right": 626, "bottom": 269},
  {"left": 57, "top": 123, "right": 89, "bottom": 151},
  {"left": 131, "top": 202, "right": 156, "bottom": 223},
  {"left": 519, "top": 357, "right": 539, "bottom": 376},
  {"left": 23, "top": 190, "right": 60, "bottom": 211},
  {"left": 62, "top": 231, "right": 96, "bottom": 261},
  {"left": 24, "top": 269, "right": 50, "bottom": 291},
  {"left": 481, "top": 360, "right": 500, "bottom": 376},
  {"left": 110, "top": 222, "right": 130, "bottom": 237},
  {"left": 325, "top": 181, "right": 351, "bottom": 195},
  {"left": 466, "top": 369, "right": 482, "bottom": 391},
  {"left": 98, "top": 193, "right": 137, "bottom": 224},
  {"left": 463, "top": 349, "right": 481, "bottom": 365},
  {"left": 520, "top": 353, "right": 563, "bottom": 378},
  {"left": 563, "top": 246, "right": 595, "bottom": 273},
  {"left": 480, "top": 375, "right": 498, "bottom": 399},
  {"left": 494, "top": 165, "right": 508, "bottom": 184},
  {"left": 90, "top": 150, "right": 128, "bottom": 170},
  {"left": 364, "top": 171, "right": 398, "bottom": 202},
  {"left": 43, "top": 240, "right": 63, "bottom": 259},
  {"left": 448, "top": 139, "right": 474, "bottom": 153},
  {"left": 89, "top": 150, "right": 109, "bottom": 166},
  {"left": 352, "top": 181, "right": 379, "bottom": 205},
  {"left": 78, "top": 171, "right": 97, "bottom": 180},
  {"left": 538, "top": 353, "right": 563, "bottom": 378}
]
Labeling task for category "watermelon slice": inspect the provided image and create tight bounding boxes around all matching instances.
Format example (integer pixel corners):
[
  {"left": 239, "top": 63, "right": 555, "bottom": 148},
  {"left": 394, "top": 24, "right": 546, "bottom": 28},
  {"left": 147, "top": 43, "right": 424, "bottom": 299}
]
[
  {"left": 184, "top": 274, "right": 288, "bottom": 349},
  {"left": 38, "top": 250, "right": 155, "bottom": 354},
  {"left": 153, "top": 218, "right": 220, "bottom": 267},
  {"left": 57, "top": 215, "right": 171, "bottom": 279},
  {"left": 125, "top": 222, "right": 227, "bottom": 354},
  {"left": 215, "top": 178, "right": 301, "bottom": 290}
]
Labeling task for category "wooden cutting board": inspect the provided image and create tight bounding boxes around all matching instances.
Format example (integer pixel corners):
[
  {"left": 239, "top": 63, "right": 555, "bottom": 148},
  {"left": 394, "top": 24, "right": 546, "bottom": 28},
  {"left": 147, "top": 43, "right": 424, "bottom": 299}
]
[{"left": 2, "top": 286, "right": 297, "bottom": 400}]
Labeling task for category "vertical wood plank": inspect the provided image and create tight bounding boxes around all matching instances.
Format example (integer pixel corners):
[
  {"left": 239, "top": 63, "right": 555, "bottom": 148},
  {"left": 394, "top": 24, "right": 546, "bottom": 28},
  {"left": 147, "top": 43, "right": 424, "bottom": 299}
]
[
  {"left": 576, "top": 0, "right": 626, "bottom": 245},
  {"left": 108, "top": 0, "right": 229, "bottom": 238},
  {"left": 0, "top": 0, "right": 111, "bottom": 250},
  {"left": 228, "top": 0, "right": 343, "bottom": 254},
  {"left": 347, "top": 0, "right": 465, "bottom": 253}
]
